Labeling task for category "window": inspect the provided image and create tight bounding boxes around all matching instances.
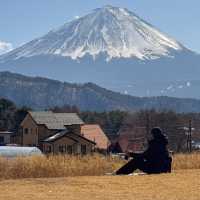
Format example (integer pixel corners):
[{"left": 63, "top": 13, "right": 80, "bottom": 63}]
[
  {"left": 24, "top": 128, "right": 29, "bottom": 134},
  {"left": 67, "top": 145, "right": 73, "bottom": 154},
  {"left": 81, "top": 145, "right": 87, "bottom": 155},
  {"left": 46, "top": 145, "right": 52, "bottom": 153},
  {"left": 59, "top": 145, "right": 66, "bottom": 153},
  {"left": 0, "top": 136, "right": 4, "bottom": 144}
]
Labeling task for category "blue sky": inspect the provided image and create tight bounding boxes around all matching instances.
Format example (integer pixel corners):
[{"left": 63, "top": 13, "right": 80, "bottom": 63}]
[{"left": 0, "top": 0, "right": 199, "bottom": 54}]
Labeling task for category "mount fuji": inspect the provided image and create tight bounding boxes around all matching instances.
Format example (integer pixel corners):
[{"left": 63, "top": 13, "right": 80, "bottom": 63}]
[{"left": 0, "top": 5, "right": 200, "bottom": 98}]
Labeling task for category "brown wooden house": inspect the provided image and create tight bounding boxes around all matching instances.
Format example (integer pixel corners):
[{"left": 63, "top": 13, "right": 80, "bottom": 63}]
[
  {"left": 17, "top": 111, "right": 95, "bottom": 154},
  {"left": 43, "top": 130, "right": 95, "bottom": 155}
]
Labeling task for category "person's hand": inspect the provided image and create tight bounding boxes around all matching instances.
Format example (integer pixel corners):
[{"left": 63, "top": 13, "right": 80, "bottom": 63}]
[
  {"left": 124, "top": 154, "right": 129, "bottom": 160},
  {"left": 124, "top": 151, "right": 133, "bottom": 160}
]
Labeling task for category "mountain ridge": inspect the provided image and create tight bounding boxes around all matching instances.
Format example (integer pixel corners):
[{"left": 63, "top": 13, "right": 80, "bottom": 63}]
[{"left": 1, "top": 71, "right": 200, "bottom": 113}]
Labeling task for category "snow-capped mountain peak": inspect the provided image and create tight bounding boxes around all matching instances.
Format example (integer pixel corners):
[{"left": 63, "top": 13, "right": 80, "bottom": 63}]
[{"left": 1, "top": 5, "right": 184, "bottom": 61}]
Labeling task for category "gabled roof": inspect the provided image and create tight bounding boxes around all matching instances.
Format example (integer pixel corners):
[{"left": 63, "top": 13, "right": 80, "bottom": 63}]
[
  {"left": 81, "top": 124, "right": 110, "bottom": 150},
  {"left": 43, "top": 129, "right": 96, "bottom": 145},
  {"left": 42, "top": 130, "right": 78, "bottom": 143},
  {"left": 28, "top": 111, "right": 84, "bottom": 130}
]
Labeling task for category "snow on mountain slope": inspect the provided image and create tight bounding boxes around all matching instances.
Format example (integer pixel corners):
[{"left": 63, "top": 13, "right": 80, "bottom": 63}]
[{"left": 0, "top": 5, "right": 184, "bottom": 61}]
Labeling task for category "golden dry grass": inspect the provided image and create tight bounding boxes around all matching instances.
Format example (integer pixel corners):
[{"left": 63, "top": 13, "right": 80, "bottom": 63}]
[
  {"left": 173, "top": 153, "right": 200, "bottom": 170},
  {"left": 0, "top": 170, "right": 200, "bottom": 200},
  {"left": 0, "top": 154, "right": 123, "bottom": 179},
  {"left": 0, "top": 153, "right": 199, "bottom": 180}
]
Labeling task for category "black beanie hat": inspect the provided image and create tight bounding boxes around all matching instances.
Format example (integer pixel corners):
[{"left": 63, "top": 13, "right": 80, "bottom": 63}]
[
  {"left": 151, "top": 127, "right": 168, "bottom": 144},
  {"left": 151, "top": 127, "right": 163, "bottom": 138}
]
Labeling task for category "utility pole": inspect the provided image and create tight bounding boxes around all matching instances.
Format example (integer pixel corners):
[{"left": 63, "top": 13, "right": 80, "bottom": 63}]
[
  {"left": 178, "top": 121, "right": 194, "bottom": 153},
  {"left": 189, "top": 120, "right": 192, "bottom": 153},
  {"left": 186, "top": 120, "right": 192, "bottom": 153}
]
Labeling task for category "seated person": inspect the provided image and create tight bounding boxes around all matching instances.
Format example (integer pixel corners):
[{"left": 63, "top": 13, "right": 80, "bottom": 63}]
[{"left": 115, "top": 127, "right": 172, "bottom": 175}]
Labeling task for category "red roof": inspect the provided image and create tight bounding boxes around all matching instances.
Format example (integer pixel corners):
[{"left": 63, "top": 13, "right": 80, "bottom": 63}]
[
  {"left": 81, "top": 125, "right": 110, "bottom": 150},
  {"left": 117, "top": 134, "right": 145, "bottom": 153}
]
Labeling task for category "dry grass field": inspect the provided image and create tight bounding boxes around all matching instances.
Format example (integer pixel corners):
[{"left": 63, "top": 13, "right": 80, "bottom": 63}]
[
  {"left": 0, "top": 153, "right": 200, "bottom": 200},
  {"left": 0, "top": 154, "right": 123, "bottom": 179},
  {"left": 0, "top": 153, "right": 200, "bottom": 179},
  {"left": 0, "top": 170, "right": 200, "bottom": 200}
]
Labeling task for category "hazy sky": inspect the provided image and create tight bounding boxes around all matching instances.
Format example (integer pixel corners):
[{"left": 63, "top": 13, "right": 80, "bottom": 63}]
[{"left": 0, "top": 0, "right": 199, "bottom": 53}]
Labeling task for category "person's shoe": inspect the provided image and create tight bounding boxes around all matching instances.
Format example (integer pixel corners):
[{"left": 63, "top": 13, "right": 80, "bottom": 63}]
[{"left": 105, "top": 172, "right": 116, "bottom": 176}]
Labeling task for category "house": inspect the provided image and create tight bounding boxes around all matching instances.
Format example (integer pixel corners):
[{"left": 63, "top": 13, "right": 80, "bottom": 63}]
[
  {"left": 119, "top": 134, "right": 146, "bottom": 153},
  {"left": 110, "top": 126, "right": 147, "bottom": 153},
  {"left": 42, "top": 129, "right": 95, "bottom": 155},
  {"left": 17, "top": 111, "right": 95, "bottom": 154},
  {"left": 81, "top": 124, "right": 111, "bottom": 152},
  {"left": 110, "top": 134, "right": 146, "bottom": 153},
  {"left": 0, "top": 131, "right": 12, "bottom": 146}
]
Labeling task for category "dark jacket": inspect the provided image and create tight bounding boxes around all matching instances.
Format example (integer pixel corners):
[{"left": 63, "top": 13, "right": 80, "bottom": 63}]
[{"left": 142, "top": 134, "right": 171, "bottom": 173}]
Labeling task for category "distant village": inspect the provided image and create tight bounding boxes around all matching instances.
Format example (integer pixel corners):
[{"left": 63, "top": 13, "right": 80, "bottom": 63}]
[
  {"left": 0, "top": 110, "right": 146, "bottom": 155},
  {"left": 0, "top": 111, "right": 108, "bottom": 155},
  {"left": 1, "top": 98, "right": 200, "bottom": 155}
]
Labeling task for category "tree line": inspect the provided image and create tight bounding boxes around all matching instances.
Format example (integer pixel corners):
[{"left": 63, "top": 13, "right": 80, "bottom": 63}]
[
  {"left": 0, "top": 98, "right": 29, "bottom": 132},
  {"left": 1, "top": 98, "right": 200, "bottom": 152}
]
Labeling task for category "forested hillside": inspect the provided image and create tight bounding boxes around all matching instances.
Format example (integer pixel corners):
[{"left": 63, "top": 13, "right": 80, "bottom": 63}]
[{"left": 1, "top": 72, "right": 200, "bottom": 112}]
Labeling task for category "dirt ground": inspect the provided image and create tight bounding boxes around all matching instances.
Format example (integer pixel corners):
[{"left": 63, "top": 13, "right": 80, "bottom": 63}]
[{"left": 0, "top": 170, "right": 200, "bottom": 200}]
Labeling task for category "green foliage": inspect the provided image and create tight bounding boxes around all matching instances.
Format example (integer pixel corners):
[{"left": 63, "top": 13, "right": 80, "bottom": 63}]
[
  {"left": 50, "top": 105, "right": 80, "bottom": 113},
  {"left": 0, "top": 98, "right": 16, "bottom": 131},
  {"left": 0, "top": 98, "right": 29, "bottom": 131},
  {"left": 13, "top": 107, "right": 30, "bottom": 131},
  {"left": 80, "top": 111, "right": 127, "bottom": 136}
]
